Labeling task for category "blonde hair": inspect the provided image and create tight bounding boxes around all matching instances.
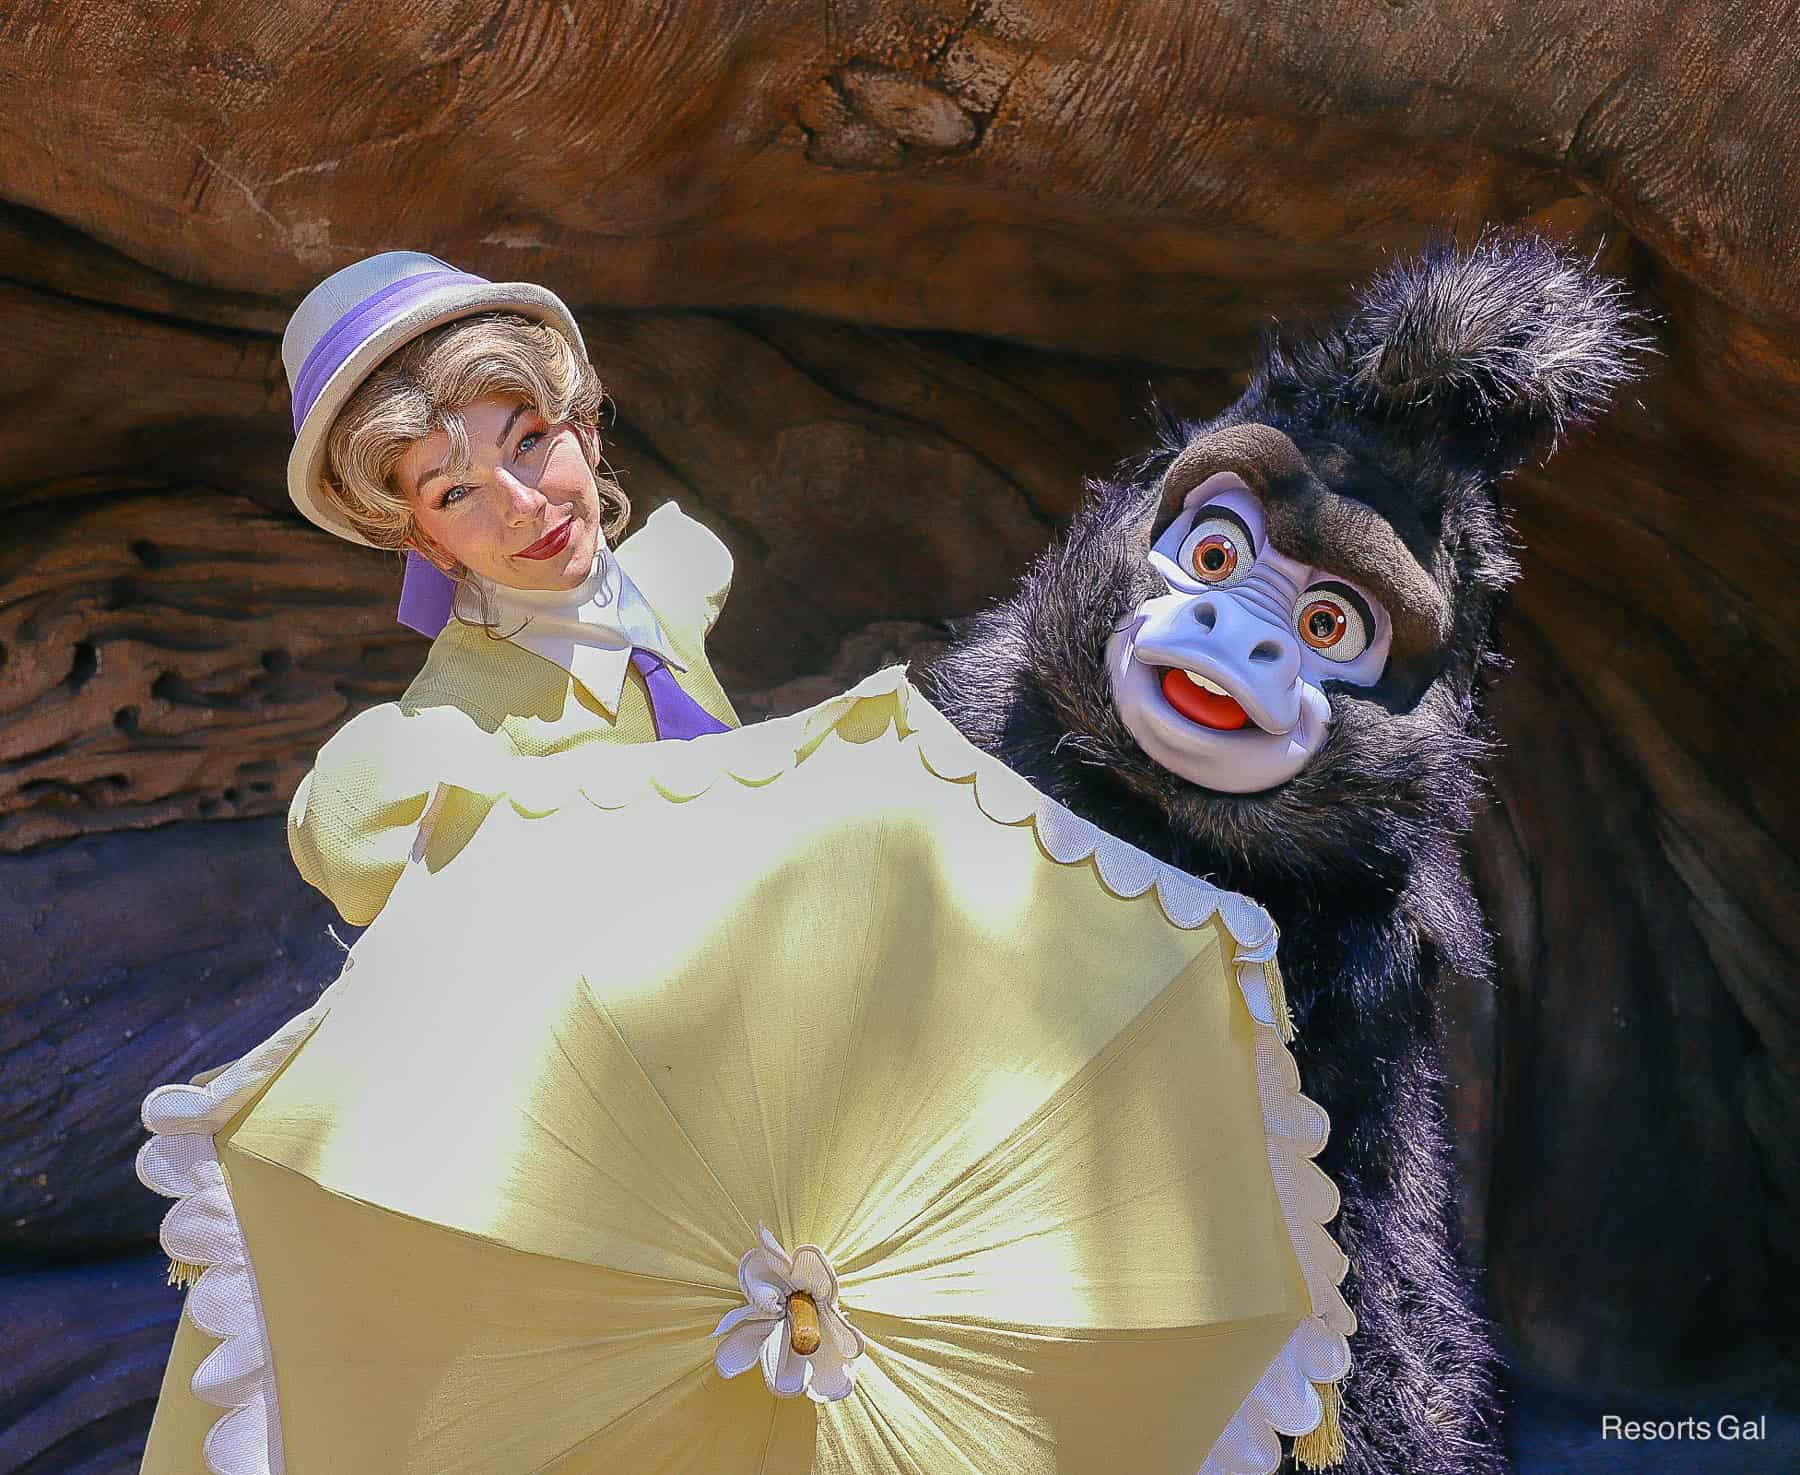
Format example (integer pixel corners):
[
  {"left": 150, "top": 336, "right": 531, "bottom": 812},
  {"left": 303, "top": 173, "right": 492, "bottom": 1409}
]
[{"left": 320, "top": 313, "right": 630, "bottom": 627}]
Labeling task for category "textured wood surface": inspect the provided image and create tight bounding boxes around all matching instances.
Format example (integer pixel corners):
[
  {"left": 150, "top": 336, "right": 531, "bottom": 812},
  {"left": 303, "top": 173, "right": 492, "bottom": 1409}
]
[
  {"left": 1, "top": 1, "right": 1792, "bottom": 343},
  {"left": 1473, "top": 424, "right": 1799, "bottom": 1391},
  {"left": 0, "top": 487, "right": 410, "bottom": 851},
  {"left": 0, "top": 0, "right": 1794, "bottom": 1441}
]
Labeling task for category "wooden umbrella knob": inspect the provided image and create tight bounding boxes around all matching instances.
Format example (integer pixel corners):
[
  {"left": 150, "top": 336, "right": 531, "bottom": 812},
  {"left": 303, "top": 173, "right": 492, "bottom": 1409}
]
[{"left": 786, "top": 1291, "right": 822, "bottom": 1355}]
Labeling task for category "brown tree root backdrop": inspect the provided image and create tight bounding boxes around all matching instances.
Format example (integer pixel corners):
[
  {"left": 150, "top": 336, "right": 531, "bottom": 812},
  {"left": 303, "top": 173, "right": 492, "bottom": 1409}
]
[{"left": 1, "top": 0, "right": 1795, "bottom": 1458}]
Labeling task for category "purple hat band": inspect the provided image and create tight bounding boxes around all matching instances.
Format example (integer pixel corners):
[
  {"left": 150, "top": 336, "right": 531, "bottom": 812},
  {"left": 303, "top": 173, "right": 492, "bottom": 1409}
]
[
  {"left": 290, "top": 269, "right": 489, "bottom": 433},
  {"left": 291, "top": 267, "right": 487, "bottom": 638}
]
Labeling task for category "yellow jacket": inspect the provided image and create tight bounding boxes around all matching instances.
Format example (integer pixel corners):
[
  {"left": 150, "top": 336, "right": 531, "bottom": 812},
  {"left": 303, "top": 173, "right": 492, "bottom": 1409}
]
[{"left": 288, "top": 503, "right": 739, "bottom": 926}]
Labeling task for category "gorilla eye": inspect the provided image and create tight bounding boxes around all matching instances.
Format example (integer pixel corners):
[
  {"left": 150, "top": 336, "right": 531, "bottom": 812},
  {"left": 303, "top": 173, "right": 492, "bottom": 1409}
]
[
  {"left": 1296, "top": 584, "right": 1372, "bottom": 662},
  {"left": 1177, "top": 509, "right": 1255, "bottom": 588},
  {"left": 1193, "top": 534, "right": 1236, "bottom": 578}
]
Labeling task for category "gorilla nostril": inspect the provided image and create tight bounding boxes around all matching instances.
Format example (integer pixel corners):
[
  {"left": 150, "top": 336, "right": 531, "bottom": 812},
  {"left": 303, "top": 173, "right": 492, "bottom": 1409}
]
[
  {"left": 1192, "top": 600, "right": 1218, "bottom": 633},
  {"left": 1249, "top": 639, "right": 1283, "bottom": 664}
]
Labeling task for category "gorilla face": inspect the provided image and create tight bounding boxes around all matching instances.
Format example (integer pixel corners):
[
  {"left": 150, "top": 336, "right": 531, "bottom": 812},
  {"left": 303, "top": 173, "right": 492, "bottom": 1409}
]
[
  {"left": 927, "top": 233, "right": 1644, "bottom": 900},
  {"left": 1108, "top": 472, "right": 1394, "bottom": 794},
  {"left": 1100, "top": 417, "right": 1458, "bottom": 819},
  {"left": 923, "top": 412, "right": 1504, "bottom": 902}
]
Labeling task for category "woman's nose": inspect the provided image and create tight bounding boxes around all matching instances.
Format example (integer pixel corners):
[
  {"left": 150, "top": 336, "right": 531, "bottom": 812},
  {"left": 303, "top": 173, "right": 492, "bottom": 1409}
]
[{"left": 495, "top": 466, "right": 545, "bottom": 521}]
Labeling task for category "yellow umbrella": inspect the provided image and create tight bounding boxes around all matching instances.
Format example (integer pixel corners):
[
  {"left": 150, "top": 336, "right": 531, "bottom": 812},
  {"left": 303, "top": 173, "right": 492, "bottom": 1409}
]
[{"left": 138, "top": 669, "right": 1352, "bottom": 1475}]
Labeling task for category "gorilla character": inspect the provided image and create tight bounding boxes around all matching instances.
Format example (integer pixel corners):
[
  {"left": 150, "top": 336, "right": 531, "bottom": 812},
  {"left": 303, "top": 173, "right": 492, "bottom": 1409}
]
[{"left": 927, "top": 234, "right": 1646, "bottom": 1475}]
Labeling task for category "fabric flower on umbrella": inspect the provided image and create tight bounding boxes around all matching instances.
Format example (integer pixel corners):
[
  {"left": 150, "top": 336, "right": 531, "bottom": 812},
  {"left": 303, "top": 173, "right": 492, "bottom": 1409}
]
[{"left": 712, "top": 1225, "right": 865, "bottom": 1402}]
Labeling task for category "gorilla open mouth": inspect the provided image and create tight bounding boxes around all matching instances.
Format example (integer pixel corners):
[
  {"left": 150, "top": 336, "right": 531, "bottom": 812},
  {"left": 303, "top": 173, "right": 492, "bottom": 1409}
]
[
  {"left": 1108, "top": 628, "right": 1333, "bottom": 795},
  {"left": 1158, "top": 668, "right": 1251, "bottom": 731}
]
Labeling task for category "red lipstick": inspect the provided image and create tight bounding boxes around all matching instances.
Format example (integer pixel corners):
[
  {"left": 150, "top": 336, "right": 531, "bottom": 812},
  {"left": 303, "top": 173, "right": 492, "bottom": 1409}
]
[{"left": 517, "top": 517, "right": 574, "bottom": 559}]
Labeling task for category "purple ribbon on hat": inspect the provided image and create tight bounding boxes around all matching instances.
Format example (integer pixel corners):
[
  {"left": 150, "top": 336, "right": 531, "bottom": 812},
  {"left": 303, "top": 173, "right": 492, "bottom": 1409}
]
[
  {"left": 398, "top": 551, "right": 459, "bottom": 638},
  {"left": 290, "top": 269, "right": 488, "bottom": 434}
]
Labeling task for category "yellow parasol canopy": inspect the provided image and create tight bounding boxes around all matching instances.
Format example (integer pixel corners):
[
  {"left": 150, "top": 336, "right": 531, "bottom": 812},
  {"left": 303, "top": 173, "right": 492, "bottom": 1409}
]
[{"left": 138, "top": 669, "right": 1352, "bottom": 1475}]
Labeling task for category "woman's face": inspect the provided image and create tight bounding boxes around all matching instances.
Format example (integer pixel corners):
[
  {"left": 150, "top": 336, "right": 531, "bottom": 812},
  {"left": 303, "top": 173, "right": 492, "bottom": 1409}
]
[{"left": 398, "top": 394, "right": 605, "bottom": 591}]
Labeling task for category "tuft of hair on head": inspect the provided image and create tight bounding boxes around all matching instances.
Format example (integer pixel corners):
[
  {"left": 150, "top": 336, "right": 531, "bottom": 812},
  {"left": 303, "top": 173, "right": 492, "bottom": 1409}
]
[{"left": 1274, "top": 229, "right": 1655, "bottom": 473}]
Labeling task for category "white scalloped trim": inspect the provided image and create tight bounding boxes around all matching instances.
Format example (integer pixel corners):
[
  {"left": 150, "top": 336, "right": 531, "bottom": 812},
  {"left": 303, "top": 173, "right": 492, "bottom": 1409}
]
[
  {"left": 140, "top": 666, "right": 1351, "bottom": 1474},
  {"left": 136, "top": 989, "right": 342, "bottom": 1475}
]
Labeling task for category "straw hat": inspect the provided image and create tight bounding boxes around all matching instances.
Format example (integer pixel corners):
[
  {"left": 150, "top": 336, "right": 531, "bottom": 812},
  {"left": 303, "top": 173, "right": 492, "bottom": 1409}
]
[{"left": 282, "top": 251, "right": 587, "bottom": 548}]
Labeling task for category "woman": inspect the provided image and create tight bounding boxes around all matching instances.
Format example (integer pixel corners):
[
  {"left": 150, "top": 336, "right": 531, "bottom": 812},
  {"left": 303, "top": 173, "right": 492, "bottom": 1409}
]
[
  {"left": 137, "top": 251, "right": 742, "bottom": 1471},
  {"left": 279, "top": 251, "right": 739, "bottom": 927}
]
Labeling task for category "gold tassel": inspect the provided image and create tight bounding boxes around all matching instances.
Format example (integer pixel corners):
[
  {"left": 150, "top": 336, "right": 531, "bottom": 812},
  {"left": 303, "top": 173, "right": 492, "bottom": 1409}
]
[
  {"left": 1265, "top": 955, "right": 1295, "bottom": 1043},
  {"left": 1292, "top": 1380, "right": 1347, "bottom": 1470},
  {"left": 165, "top": 1258, "right": 206, "bottom": 1289}
]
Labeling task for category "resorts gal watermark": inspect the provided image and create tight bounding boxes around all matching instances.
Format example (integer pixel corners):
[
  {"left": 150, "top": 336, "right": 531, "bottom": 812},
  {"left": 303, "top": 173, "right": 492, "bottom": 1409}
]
[{"left": 1601, "top": 1414, "right": 1768, "bottom": 1442}]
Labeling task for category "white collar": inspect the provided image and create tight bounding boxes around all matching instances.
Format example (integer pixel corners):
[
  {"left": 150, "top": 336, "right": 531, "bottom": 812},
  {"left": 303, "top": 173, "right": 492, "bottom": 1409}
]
[{"left": 452, "top": 543, "right": 686, "bottom": 714}]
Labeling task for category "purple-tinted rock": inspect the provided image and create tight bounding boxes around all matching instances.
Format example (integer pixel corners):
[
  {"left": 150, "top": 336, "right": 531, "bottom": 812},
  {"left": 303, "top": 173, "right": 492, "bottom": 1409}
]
[
  {"left": 1, "top": 817, "right": 352, "bottom": 1252},
  {"left": 0, "top": 1249, "right": 176, "bottom": 1475}
]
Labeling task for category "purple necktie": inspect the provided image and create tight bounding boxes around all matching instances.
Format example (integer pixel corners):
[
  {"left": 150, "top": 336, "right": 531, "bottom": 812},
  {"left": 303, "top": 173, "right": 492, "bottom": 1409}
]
[{"left": 630, "top": 649, "right": 729, "bottom": 741}]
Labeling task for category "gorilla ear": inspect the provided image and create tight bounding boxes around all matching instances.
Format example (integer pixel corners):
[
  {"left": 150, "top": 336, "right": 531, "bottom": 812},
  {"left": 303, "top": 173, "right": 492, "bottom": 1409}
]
[{"left": 1337, "top": 232, "right": 1652, "bottom": 471}]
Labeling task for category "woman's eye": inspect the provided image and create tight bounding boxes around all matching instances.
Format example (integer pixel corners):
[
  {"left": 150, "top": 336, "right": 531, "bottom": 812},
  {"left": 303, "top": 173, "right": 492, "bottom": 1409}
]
[
  {"left": 517, "top": 430, "right": 544, "bottom": 456},
  {"left": 1296, "top": 587, "right": 1371, "bottom": 662},
  {"left": 1177, "top": 512, "right": 1255, "bottom": 587},
  {"left": 439, "top": 484, "right": 474, "bottom": 508}
]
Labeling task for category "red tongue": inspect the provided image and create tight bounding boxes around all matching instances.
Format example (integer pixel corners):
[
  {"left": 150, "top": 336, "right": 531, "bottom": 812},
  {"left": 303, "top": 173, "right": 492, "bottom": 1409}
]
[{"left": 1161, "top": 668, "right": 1250, "bottom": 730}]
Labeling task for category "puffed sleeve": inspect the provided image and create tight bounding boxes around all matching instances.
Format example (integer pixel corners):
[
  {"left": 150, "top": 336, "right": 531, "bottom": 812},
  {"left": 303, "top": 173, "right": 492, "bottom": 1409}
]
[
  {"left": 287, "top": 701, "right": 505, "bottom": 927},
  {"left": 631, "top": 501, "right": 734, "bottom": 636}
]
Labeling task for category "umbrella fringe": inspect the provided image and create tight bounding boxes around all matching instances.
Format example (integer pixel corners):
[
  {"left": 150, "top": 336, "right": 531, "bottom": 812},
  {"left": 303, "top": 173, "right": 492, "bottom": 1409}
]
[
  {"left": 1265, "top": 956, "right": 1295, "bottom": 1044},
  {"left": 165, "top": 1257, "right": 206, "bottom": 1290},
  {"left": 1291, "top": 1379, "right": 1346, "bottom": 1469}
]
